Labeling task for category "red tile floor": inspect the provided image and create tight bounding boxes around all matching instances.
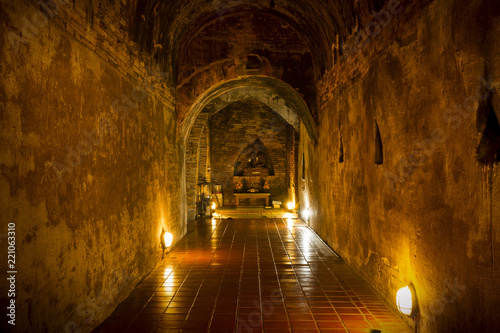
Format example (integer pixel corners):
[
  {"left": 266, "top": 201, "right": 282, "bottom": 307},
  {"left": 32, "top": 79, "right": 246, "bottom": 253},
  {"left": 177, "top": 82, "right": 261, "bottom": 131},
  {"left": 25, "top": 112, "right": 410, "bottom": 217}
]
[{"left": 94, "top": 218, "right": 411, "bottom": 333}]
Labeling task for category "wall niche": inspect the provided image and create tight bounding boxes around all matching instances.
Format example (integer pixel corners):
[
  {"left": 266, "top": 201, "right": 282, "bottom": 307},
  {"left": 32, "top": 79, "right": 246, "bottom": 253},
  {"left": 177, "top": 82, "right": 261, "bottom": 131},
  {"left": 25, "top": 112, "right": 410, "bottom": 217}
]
[
  {"left": 477, "top": 89, "right": 500, "bottom": 162},
  {"left": 234, "top": 138, "right": 275, "bottom": 177},
  {"left": 374, "top": 120, "right": 384, "bottom": 165},
  {"left": 210, "top": 99, "right": 289, "bottom": 205},
  {"left": 233, "top": 139, "right": 274, "bottom": 194}
]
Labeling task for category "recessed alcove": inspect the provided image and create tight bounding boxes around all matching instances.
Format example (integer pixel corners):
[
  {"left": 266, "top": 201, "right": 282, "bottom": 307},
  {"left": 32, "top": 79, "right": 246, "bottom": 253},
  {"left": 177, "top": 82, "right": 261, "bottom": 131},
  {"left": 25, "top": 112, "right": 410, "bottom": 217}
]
[
  {"left": 375, "top": 120, "right": 383, "bottom": 165},
  {"left": 477, "top": 90, "right": 500, "bottom": 162},
  {"left": 339, "top": 135, "right": 344, "bottom": 163},
  {"left": 246, "top": 54, "right": 262, "bottom": 70},
  {"left": 233, "top": 138, "right": 275, "bottom": 202},
  {"left": 210, "top": 99, "right": 298, "bottom": 206},
  {"left": 234, "top": 138, "right": 275, "bottom": 177}
]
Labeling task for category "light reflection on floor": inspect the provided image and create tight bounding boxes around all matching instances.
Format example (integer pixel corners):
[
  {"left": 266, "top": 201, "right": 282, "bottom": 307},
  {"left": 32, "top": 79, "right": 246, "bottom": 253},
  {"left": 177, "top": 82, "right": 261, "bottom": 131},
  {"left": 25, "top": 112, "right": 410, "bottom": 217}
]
[{"left": 94, "top": 218, "right": 411, "bottom": 333}]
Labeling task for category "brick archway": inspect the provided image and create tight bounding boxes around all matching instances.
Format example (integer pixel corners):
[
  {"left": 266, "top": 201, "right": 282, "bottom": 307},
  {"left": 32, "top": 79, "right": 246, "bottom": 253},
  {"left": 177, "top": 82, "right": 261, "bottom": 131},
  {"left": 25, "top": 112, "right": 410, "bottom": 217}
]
[{"left": 180, "top": 76, "right": 318, "bottom": 145}]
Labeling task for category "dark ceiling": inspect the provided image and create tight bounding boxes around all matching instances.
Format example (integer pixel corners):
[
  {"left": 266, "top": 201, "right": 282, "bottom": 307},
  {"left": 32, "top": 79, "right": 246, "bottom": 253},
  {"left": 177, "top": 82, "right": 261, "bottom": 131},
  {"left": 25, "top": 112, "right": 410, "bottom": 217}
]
[{"left": 126, "top": 0, "right": 387, "bottom": 82}]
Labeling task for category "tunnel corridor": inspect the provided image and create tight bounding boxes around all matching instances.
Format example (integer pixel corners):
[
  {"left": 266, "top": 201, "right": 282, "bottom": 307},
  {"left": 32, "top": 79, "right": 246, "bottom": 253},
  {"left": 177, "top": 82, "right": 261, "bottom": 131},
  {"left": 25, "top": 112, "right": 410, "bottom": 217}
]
[{"left": 1, "top": 0, "right": 499, "bottom": 332}]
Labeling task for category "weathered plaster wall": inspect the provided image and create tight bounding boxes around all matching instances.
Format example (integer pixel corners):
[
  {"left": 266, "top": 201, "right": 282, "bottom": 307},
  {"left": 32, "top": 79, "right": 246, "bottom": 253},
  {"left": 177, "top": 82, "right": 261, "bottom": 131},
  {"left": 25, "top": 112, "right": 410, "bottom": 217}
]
[
  {"left": 302, "top": 0, "right": 500, "bottom": 331},
  {"left": 211, "top": 99, "right": 290, "bottom": 206},
  {"left": 0, "top": 1, "right": 181, "bottom": 332}
]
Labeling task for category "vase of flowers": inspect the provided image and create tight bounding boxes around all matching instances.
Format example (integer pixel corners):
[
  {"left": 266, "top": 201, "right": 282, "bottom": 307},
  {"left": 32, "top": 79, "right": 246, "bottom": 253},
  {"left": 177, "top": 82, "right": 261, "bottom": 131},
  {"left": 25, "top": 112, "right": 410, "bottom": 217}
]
[{"left": 263, "top": 181, "right": 270, "bottom": 192}]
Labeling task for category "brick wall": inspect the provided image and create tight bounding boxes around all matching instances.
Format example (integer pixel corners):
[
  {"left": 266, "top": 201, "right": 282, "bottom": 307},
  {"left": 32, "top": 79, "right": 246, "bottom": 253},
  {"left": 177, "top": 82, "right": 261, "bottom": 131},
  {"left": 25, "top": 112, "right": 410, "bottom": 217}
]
[
  {"left": 0, "top": 1, "right": 180, "bottom": 332},
  {"left": 211, "top": 99, "right": 294, "bottom": 206},
  {"left": 304, "top": 0, "right": 500, "bottom": 331},
  {"left": 286, "top": 124, "right": 299, "bottom": 206}
]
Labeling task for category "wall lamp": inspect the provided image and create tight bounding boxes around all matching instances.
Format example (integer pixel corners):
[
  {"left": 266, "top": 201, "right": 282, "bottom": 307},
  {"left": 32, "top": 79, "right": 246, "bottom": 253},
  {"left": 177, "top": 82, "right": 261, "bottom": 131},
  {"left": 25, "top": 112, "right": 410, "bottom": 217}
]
[
  {"left": 303, "top": 206, "right": 310, "bottom": 221},
  {"left": 396, "top": 284, "right": 418, "bottom": 318},
  {"left": 161, "top": 229, "right": 173, "bottom": 259}
]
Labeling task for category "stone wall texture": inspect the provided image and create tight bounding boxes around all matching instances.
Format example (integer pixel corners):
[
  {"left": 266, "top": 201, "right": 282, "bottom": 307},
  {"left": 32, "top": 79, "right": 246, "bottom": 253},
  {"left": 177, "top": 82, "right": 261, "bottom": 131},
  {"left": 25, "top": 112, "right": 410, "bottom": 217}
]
[
  {"left": 0, "top": 1, "right": 182, "bottom": 332},
  {"left": 301, "top": 0, "right": 500, "bottom": 332}
]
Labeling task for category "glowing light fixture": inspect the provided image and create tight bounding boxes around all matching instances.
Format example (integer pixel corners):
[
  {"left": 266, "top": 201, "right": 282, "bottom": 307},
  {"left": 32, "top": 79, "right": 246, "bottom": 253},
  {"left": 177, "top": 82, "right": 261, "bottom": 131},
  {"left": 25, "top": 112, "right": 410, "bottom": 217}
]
[
  {"left": 163, "top": 232, "right": 173, "bottom": 248},
  {"left": 287, "top": 202, "right": 294, "bottom": 210},
  {"left": 396, "top": 285, "right": 418, "bottom": 318},
  {"left": 303, "top": 206, "right": 310, "bottom": 221},
  {"left": 211, "top": 202, "right": 216, "bottom": 210},
  {"left": 160, "top": 229, "right": 173, "bottom": 259}
]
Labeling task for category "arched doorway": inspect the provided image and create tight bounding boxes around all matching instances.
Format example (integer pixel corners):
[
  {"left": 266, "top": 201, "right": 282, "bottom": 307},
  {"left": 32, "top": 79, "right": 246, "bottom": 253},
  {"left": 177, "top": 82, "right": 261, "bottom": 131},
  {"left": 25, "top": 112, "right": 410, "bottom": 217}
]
[{"left": 180, "top": 77, "right": 317, "bottom": 224}]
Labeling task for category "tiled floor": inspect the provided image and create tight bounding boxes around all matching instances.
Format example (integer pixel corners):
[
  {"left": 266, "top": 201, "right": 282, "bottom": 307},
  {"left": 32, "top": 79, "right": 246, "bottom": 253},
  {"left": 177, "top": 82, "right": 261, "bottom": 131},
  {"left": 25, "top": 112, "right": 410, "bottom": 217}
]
[{"left": 94, "top": 218, "right": 411, "bottom": 333}]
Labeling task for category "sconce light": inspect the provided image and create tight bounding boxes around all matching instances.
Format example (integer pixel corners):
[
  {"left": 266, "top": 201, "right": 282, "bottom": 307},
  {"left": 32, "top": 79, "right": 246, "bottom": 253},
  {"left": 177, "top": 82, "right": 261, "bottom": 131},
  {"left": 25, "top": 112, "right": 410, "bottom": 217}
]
[
  {"left": 161, "top": 229, "right": 173, "bottom": 259},
  {"left": 211, "top": 202, "right": 216, "bottom": 210},
  {"left": 303, "top": 206, "right": 310, "bottom": 221},
  {"left": 287, "top": 202, "right": 294, "bottom": 210},
  {"left": 396, "top": 284, "right": 418, "bottom": 318}
]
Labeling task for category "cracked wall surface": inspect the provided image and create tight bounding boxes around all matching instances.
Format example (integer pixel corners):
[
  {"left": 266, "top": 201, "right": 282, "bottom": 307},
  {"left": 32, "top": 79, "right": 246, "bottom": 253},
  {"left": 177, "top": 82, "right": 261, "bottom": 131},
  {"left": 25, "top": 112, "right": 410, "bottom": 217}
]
[
  {"left": 302, "top": 0, "right": 500, "bottom": 331},
  {"left": 0, "top": 1, "right": 182, "bottom": 332}
]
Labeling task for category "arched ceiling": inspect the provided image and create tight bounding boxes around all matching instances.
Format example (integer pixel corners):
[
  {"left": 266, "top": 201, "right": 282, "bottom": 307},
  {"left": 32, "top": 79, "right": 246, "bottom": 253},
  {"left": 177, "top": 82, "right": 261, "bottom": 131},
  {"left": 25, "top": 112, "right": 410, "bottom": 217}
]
[
  {"left": 125, "top": 0, "right": 389, "bottom": 135},
  {"left": 127, "top": 0, "right": 387, "bottom": 80},
  {"left": 175, "top": 10, "right": 318, "bottom": 124}
]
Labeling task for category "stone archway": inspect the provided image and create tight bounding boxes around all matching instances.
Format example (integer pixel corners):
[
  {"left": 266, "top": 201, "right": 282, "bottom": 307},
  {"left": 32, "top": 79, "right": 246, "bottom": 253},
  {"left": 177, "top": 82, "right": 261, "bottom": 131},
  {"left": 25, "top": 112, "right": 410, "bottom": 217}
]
[
  {"left": 180, "top": 76, "right": 314, "bottom": 224},
  {"left": 180, "top": 76, "right": 318, "bottom": 145}
]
